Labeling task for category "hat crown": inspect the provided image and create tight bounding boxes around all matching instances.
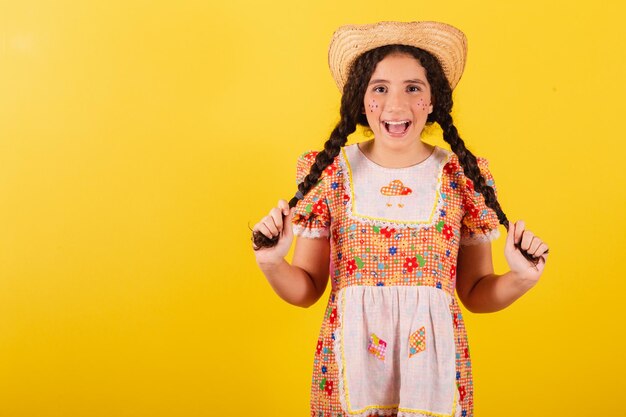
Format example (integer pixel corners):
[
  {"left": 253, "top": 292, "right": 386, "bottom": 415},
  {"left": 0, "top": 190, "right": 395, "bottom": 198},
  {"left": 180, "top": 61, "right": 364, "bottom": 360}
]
[{"left": 328, "top": 21, "right": 468, "bottom": 92}]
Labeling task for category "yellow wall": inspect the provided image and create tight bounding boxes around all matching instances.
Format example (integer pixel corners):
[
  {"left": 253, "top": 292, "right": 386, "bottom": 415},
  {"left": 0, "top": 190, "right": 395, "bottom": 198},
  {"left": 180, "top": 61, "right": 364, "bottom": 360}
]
[{"left": 1, "top": 1, "right": 624, "bottom": 416}]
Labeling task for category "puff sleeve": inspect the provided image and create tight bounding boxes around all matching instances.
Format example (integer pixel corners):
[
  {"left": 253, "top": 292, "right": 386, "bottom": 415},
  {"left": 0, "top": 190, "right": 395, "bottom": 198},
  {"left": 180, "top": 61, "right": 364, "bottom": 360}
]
[
  {"left": 291, "top": 151, "right": 331, "bottom": 238},
  {"left": 459, "top": 157, "right": 501, "bottom": 246}
]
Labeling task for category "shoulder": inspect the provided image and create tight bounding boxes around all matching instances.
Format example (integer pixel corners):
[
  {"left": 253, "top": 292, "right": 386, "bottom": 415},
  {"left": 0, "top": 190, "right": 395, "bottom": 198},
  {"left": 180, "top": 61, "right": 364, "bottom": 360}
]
[
  {"left": 444, "top": 152, "right": 491, "bottom": 177},
  {"left": 296, "top": 149, "right": 342, "bottom": 183}
]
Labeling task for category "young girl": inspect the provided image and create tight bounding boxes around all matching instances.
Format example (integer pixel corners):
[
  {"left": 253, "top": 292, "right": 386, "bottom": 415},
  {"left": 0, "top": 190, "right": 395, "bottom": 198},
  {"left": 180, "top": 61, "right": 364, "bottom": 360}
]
[{"left": 252, "top": 21, "right": 549, "bottom": 417}]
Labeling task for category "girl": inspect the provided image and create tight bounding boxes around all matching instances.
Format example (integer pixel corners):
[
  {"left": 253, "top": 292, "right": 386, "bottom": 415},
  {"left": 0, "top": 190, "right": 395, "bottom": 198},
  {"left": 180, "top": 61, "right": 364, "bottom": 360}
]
[{"left": 252, "top": 21, "right": 549, "bottom": 417}]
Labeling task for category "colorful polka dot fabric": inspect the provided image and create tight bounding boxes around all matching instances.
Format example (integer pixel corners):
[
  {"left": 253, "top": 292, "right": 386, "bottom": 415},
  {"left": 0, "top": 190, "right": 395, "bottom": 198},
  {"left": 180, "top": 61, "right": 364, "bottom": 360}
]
[{"left": 291, "top": 143, "right": 501, "bottom": 417}]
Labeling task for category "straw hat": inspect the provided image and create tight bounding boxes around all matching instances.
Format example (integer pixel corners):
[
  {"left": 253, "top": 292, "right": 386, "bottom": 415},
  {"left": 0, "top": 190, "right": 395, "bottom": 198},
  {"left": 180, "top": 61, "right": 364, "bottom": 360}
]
[{"left": 328, "top": 21, "right": 468, "bottom": 92}]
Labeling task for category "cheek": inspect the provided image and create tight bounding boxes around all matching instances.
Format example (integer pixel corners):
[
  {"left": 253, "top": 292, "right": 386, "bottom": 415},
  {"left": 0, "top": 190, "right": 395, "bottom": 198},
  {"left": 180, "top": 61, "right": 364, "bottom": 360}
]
[
  {"left": 367, "top": 99, "right": 379, "bottom": 113},
  {"left": 413, "top": 98, "right": 431, "bottom": 114}
]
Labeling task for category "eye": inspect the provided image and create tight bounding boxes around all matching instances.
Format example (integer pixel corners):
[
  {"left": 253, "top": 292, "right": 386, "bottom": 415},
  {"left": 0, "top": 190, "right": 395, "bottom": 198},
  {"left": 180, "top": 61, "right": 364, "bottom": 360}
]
[
  {"left": 373, "top": 86, "right": 387, "bottom": 93},
  {"left": 407, "top": 85, "right": 422, "bottom": 93}
]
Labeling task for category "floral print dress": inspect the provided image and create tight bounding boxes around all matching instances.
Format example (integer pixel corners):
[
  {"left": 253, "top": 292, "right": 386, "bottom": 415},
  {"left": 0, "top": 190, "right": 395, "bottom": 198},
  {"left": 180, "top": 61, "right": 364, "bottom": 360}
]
[{"left": 292, "top": 143, "right": 500, "bottom": 417}]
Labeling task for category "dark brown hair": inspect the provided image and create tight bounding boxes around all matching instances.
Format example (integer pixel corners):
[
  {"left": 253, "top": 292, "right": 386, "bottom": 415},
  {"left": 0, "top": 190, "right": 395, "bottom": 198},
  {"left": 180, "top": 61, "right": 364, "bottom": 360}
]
[{"left": 253, "top": 44, "right": 541, "bottom": 264}]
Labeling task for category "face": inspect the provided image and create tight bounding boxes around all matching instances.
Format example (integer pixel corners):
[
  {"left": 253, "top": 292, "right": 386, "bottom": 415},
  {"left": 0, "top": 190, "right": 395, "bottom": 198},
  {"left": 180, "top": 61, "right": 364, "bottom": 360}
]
[{"left": 363, "top": 53, "right": 433, "bottom": 147}]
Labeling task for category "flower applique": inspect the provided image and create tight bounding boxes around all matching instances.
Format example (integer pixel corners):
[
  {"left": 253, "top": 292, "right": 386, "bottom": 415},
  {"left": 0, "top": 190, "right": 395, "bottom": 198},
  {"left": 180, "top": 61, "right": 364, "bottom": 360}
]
[
  {"left": 409, "top": 326, "right": 426, "bottom": 357},
  {"left": 380, "top": 179, "right": 412, "bottom": 208},
  {"left": 368, "top": 333, "right": 387, "bottom": 361}
]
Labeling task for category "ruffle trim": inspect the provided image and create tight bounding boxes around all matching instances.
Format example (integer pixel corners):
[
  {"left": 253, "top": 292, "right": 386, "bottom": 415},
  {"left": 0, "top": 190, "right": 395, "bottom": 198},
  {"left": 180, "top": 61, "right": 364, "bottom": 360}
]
[
  {"left": 459, "top": 228, "right": 500, "bottom": 246},
  {"left": 292, "top": 224, "right": 329, "bottom": 238},
  {"left": 338, "top": 146, "right": 453, "bottom": 230}
]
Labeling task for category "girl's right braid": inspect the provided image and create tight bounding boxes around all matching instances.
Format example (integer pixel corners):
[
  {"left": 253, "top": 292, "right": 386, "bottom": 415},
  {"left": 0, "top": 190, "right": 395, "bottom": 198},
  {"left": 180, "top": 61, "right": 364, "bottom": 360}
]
[
  {"left": 290, "top": 119, "right": 354, "bottom": 208},
  {"left": 252, "top": 49, "right": 373, "bottom": 250},
  {"left": 252, "top": 115, "right": 356, "bottom": 250}
]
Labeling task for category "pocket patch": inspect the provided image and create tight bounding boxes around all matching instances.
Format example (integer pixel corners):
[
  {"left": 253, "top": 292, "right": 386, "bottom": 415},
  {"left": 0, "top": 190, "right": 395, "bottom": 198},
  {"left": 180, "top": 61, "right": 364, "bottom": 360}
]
[
  {"left": 409, "top": 326, "right": 426, "bottom": 357},
  {"left": 368, "top": 333, "right": 387, "bottom": 361}
]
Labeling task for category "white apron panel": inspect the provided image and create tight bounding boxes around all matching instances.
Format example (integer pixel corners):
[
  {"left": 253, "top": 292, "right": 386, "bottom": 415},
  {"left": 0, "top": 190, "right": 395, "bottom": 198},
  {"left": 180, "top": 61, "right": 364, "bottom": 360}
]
[{"left": 334, "top": 286, "right": 457, "bottom": 417}]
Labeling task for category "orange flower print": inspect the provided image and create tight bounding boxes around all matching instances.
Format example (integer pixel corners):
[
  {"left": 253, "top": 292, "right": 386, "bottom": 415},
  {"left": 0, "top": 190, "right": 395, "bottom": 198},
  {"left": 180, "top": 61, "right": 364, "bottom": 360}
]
[
  {"left": 303, "top": 151, "right": 317, "bottom": 163},
  {"left": 312, "top": 201, "right": 326, "bottom": 215},
  {"left": 347, "top": 259, "right": 357, "bottom": 275},
  {"left": 404, "top": 257, "right": 418, "bottom": 273},
  {"left": 329, "top": 307, "right": 337, "bottom": 324},
  {"left": 444, "top": 161, "right": 457, "bottom": 175},
  {"left": 324, "top": 380, "right": 334, "bottom": 396},
  {"left": 442, "top": 224, "right": 453, "bottom": 240},
  {"left": 464, "top": 202, "right": 479, "bottom": 218},
  {"left": 458, "top": 385, "right": 466, "bottom": 402}
]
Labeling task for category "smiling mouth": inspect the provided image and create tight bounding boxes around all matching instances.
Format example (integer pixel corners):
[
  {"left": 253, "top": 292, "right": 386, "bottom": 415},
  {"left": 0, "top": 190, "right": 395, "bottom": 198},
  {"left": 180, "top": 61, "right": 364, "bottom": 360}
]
[{"left": 383, "top": 120, "right": 412, "bottom": 135}]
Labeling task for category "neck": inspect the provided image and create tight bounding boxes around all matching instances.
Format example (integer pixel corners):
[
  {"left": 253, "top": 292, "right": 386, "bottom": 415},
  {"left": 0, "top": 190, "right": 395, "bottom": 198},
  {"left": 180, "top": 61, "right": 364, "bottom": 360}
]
[{"left": 358, "top": 139, "right": 435, "bottom": 168}]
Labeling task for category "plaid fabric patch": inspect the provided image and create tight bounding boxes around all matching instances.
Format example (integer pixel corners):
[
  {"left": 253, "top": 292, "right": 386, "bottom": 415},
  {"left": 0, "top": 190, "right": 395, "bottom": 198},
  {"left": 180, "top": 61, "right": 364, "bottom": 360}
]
[
  {"left": 409, "top": 326, "right": 426, "bottom": 357},
  {"left": 367, "top": 333, "right": 387, "bottom": 361}
]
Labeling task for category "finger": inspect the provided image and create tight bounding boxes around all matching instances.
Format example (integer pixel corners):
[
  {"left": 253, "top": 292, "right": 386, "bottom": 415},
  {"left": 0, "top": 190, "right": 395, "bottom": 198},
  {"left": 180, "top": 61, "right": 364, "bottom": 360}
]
[
  {"left": 520, "top": 229, "right": 535, "bottom": 251},
  {"left": 262, "top": 214, "right": 280, "bottom": 236},
  {"left": 257, "top": 222, "right": 276, "bottom": 239},
  {"left": 269, "top": 207, "right": 284, "bottom": 232},
  {"left": 514, "top": 220, "right": 525, "bottom": 244},
  {"left": 534, "top": 242, "right": 549, "bottom": 257},
  {"left": 528, "top": 236, "right": 543, "bottom": 255},
  {"left": 282, "top": 207, "right": 296, "bottom": 239},
  {"left": 277, "top": 199, "right": 290, "bottom": 216}
]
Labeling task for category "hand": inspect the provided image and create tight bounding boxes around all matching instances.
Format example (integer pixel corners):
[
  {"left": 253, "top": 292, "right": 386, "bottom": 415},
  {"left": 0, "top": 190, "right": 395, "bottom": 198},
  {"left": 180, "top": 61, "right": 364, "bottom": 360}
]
[
  {"left": 504, "top": 220, "right": 549, "bottom": 283},
  {"left": 252, "top": 200, "right": 295, "bottom": 264}
]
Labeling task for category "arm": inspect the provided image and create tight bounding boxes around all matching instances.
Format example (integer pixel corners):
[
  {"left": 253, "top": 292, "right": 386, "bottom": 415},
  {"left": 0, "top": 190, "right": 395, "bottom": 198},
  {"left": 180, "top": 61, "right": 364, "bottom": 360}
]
[
  {"left": 257, "top": 235, "right": 330, "bottom": 308},
  {"left": 253, "top": 200, "right": 330, "bottom": 308},
  {"left": 455, "top": 220, "right": 549, "bottom": 314}
]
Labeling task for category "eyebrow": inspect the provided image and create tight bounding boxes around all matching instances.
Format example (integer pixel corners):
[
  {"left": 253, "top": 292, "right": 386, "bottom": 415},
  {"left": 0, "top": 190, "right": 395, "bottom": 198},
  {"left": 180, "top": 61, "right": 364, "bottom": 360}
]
[{"left": 368, "top": 79, "right": 427, "bottom": 86}]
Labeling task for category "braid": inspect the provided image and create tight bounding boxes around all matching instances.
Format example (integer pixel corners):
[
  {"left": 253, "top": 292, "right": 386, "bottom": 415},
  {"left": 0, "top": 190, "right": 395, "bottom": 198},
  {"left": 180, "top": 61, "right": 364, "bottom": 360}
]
[
  {"left": 398, "top": 44, "right": 511, "bottom": 229},
  {"left": 253, "top": 116, "right": 355, "bottom": 249},
  {"left": 254, "top": 43, "right": 543, "bottom": 264},
  {"left": 289, "top": 117, "right": 355, "bottom": 208},
  {"left": 393, "top": 44, "right": 545, "bottom": 264},
  {"left": 436, "top": 111, "right": 509, "bottom": 229},
  {"left": 436, "top": 112, "right": 543, "bottom": 264},
  {"left": 252, "top": 51, "right": 375, "bottom": 249}
]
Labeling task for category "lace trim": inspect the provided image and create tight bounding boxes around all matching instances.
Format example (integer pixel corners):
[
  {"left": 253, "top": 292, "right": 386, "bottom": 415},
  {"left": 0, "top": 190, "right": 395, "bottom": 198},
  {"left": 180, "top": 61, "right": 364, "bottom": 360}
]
[
  {"left": 292, "top": 224, "right": 329, "bottom": 238},
  {"left": 459, "top": 228, "right": 500, "bottom": 246},
  {"left": 338, "top": 146, "right": 452, "bottom": 230}
]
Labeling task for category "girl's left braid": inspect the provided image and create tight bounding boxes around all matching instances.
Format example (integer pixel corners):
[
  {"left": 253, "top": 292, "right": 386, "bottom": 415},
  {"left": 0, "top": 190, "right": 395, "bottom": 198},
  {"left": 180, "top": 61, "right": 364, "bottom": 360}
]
[{"left": 436, "top": 109, "right": 542, "bottom": 265}]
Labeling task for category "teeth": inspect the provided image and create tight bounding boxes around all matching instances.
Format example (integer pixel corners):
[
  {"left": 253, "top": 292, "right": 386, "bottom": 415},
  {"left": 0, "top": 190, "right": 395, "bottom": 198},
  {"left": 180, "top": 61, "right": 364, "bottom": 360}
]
[{"left": 385, "top": 121, "right": 410, "bottom": 125}]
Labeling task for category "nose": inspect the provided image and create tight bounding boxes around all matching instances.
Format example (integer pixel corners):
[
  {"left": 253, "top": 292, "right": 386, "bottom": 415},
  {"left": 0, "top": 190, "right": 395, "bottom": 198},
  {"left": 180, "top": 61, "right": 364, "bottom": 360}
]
[{"left": 384, "top": 89, "right": 409, "bottom": 113}]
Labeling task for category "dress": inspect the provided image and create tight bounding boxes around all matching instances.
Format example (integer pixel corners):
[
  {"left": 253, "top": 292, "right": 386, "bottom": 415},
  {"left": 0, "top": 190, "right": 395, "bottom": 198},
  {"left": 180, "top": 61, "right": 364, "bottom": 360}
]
[{"left": 291, "top": 143, "right": 501, "bottom": 417}]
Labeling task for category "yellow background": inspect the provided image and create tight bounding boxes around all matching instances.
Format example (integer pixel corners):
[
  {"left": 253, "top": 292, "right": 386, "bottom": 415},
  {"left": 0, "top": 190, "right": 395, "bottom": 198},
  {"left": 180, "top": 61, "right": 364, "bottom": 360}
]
[{"left": 1, "top": 1, "right": 624, "bottom": 416}]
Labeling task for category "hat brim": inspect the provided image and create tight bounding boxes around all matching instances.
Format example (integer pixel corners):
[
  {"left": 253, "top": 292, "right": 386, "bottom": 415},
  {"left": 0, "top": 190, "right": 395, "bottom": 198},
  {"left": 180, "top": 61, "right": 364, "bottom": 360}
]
[{"left": 328, "top": 21, "right": 467, "bottom": 92}]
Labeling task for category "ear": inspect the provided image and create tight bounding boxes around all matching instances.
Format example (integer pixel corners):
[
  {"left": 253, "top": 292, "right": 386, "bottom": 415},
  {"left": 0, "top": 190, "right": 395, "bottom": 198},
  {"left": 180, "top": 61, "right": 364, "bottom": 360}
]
[{"left": 428, "top": 103, "right": 433, "bottom": 114}]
